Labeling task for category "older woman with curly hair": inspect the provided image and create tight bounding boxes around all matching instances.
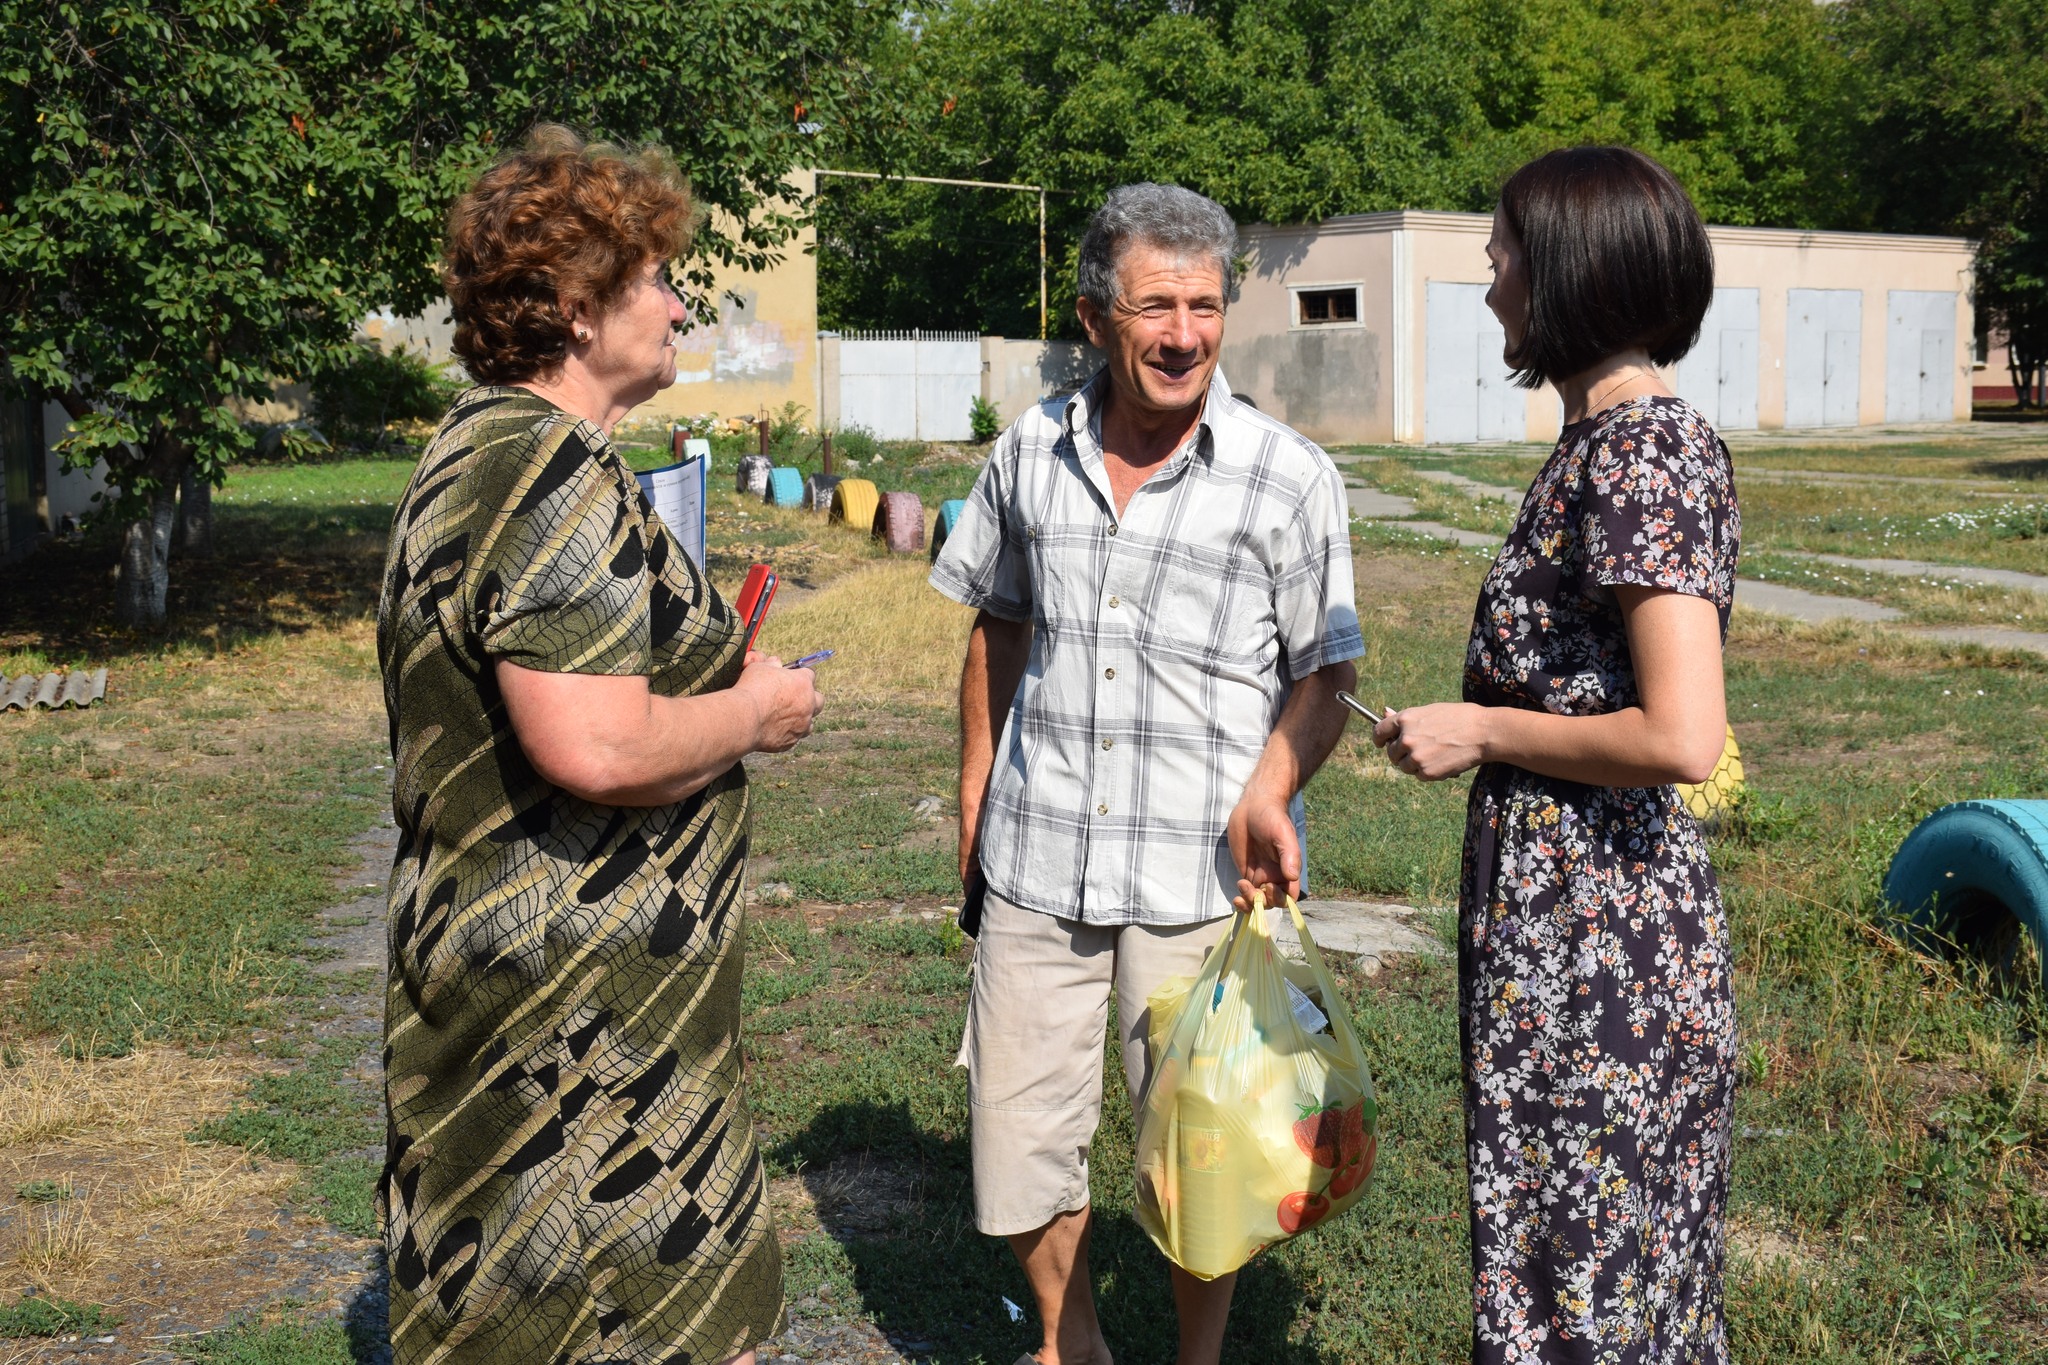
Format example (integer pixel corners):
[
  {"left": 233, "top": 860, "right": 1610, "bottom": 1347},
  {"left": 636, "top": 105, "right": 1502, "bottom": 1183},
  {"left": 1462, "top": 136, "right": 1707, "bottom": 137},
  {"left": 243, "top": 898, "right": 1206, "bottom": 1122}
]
[{"left": 376, "top": 125, "right": 820, "bottom": 1365}]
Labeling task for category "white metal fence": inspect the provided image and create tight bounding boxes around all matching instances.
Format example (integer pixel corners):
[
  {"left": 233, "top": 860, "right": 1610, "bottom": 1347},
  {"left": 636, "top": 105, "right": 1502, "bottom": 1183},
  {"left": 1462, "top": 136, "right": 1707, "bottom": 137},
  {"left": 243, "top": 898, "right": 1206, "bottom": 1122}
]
[{"left": 837, "top": 330, "right": 982, "bottom": 441}]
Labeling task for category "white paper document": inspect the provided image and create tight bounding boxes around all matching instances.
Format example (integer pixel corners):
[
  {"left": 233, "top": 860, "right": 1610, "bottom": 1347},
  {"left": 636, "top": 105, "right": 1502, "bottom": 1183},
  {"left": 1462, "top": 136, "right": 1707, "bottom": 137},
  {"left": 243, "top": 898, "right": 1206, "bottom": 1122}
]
[{"left": 635, "top": 453, "right": 708, "bottom": 570}]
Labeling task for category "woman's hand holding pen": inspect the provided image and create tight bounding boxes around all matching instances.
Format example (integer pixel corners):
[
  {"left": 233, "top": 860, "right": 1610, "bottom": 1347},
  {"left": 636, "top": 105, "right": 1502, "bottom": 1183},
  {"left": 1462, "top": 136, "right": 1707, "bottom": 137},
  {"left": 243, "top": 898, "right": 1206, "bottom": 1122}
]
[{"left": 1372, "top": 702, "right": 1491, "bottom": 781}]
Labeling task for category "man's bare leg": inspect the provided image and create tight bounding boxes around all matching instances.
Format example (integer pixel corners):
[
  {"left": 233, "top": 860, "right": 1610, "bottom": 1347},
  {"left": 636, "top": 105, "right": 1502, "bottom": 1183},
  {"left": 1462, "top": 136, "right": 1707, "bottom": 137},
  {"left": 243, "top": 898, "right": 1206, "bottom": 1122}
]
[
  {"left": 1007, "top": 1207, "right": 1112, "bottom": 1364},
  {"left": 1170, "top": 1266, "right": 1237, "bottom": 1365}
]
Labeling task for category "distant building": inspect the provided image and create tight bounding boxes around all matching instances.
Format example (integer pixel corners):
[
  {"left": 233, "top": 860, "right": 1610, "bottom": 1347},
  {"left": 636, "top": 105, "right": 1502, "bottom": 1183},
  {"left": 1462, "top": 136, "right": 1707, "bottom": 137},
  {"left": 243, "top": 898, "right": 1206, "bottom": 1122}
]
[
  {"left": 367, "top": 170, "right": 823, "bottom": 431},
  {"left": 0, "top": 398, "right": 111, "bottom": 565},
  {"left": 1227, "top": 210, "right": 1977, "bottom": 445}
]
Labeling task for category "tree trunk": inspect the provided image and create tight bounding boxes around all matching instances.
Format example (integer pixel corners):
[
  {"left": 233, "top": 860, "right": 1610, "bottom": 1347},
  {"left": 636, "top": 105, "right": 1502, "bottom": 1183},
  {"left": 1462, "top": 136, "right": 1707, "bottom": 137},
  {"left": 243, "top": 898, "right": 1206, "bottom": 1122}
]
[
  {"left": 174, "top": 460, "right": 213, "bottom": 558},
  {"left": 115, "top": 481, "right": 179, "bottom": 629}
]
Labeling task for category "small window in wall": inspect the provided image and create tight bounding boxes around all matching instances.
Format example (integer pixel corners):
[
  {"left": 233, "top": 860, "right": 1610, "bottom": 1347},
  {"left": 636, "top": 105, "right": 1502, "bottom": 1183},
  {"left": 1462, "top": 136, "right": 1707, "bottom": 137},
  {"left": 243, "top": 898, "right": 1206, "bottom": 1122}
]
[{"left": 1294, "top": 286, "right": 1362, "bottom": 326}]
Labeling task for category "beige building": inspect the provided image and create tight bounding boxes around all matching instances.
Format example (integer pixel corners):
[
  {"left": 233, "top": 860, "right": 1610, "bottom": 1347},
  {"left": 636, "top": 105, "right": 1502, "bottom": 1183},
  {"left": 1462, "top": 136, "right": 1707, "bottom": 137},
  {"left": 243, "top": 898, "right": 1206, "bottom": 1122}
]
[
  {"left": 1226, "top": 210, "right": 1977, "bottom": 446},
  {"left": 366, "top": 170, "right": 823, "bottom": 428}
]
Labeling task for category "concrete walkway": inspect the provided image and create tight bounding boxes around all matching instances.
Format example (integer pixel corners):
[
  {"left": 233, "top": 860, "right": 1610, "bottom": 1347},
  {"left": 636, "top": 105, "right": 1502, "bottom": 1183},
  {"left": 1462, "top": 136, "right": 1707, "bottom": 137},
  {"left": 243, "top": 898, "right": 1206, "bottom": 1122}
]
[
  {"left": 1736, "top": 467, "right": 2020, "bottom": 496},
  {"left": 1342, "top": 469, "right": 2048, "bottom": 655},
  {"left": 1271, "top": 898, "right": 1443, "bottom": 972},
  {"left": 1413, "top": 468, "right": 1524, "bottom": 503},
  {"left": 1726, "top": 420, "right": 2048, "bottom": 449},
  {"left": 1788, "top": 552, "right": 2048, "bottom": 596}
]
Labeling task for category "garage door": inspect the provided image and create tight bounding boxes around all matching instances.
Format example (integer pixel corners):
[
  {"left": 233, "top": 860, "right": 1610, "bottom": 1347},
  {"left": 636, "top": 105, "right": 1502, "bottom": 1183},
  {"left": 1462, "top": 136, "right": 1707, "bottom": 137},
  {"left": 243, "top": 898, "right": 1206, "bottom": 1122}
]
[
  {"left": 1675, "top": 288, "right": 1759, "bottom": 431},
  {"left": 1785, "top": 290, "right": 1862, "bottom": 429},
  {"left": 1423, "top": 283, "right": 1524, "bottom": 444},
  {"left": 839, "top": 331, "right": 983, "bottom": 441},
  {"left": 1886, "top": 291, "right": 1958, "bottom": 423}
]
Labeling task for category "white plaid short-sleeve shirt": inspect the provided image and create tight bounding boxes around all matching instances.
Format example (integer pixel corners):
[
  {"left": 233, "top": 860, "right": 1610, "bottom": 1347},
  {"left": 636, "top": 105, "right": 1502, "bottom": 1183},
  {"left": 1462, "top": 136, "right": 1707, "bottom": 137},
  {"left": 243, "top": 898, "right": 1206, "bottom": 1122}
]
[{"left": 930, "top": 367, "right": 1363, "bottom": 927}]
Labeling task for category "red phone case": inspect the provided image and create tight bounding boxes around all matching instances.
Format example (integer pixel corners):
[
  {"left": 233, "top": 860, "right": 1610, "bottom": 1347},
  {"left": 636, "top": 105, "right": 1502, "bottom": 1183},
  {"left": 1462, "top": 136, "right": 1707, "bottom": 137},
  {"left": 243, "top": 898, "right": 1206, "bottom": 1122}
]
[{"left": 734, "top": 563, "right": 777, "bottom": 652}]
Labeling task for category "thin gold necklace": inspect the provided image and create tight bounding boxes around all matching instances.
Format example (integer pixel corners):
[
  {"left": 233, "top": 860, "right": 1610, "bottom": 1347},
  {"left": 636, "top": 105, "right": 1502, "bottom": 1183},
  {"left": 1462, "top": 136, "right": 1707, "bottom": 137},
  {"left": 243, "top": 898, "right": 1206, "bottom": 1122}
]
[{"left": 1585, "top": 367, "right": 1655, "bottom": 417}]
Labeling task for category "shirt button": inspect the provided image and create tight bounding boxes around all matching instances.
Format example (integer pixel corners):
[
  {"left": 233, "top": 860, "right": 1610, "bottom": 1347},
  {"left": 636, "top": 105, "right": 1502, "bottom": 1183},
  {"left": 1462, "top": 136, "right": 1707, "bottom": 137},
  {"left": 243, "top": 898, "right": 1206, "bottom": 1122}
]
[
  {"left": 1103, "top": 667, "right": 1115, "bottom": 680},
  {"left": 1097, "top": 803, "right": 1109, "bottom": 815},
  {"left": 1108, "top": 595, "right": 1120, "bottom": 608},
  {"left": 1101, "top": 737, "right": 1113, "bottom": 750},
  {"left": 1107, "top": 526, "right": 1118, "bottom": 537}
]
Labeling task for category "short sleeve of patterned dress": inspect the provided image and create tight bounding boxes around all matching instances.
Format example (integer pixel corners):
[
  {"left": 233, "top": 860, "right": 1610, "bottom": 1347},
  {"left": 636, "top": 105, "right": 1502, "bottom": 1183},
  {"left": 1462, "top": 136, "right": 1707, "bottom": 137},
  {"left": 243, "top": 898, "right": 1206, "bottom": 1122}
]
[
  {"left": 1574, "top": 404, "right": 1740, "bottom": 620},
  {"left": 475, "top": 418, "right": 655, "bottom": 675}
]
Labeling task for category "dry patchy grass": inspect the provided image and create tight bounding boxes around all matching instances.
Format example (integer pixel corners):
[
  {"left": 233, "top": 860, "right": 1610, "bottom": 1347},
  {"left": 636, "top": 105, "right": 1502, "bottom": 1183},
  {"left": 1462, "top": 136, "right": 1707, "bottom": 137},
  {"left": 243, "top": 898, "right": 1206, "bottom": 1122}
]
[
  {"left": 755, "top": 559, "right": 976, "bottom": 708},
  {"left": 0, "top": 1043, "right": 295, "bottom": 1302}
]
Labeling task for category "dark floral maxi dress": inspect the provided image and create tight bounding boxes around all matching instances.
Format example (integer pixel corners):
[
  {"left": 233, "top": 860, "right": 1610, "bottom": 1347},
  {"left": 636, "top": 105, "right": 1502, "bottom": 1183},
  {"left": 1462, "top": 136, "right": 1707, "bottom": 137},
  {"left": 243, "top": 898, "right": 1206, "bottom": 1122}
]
[{"left": 1459, "top": 396, "right": 1740, "bottom": 1365}]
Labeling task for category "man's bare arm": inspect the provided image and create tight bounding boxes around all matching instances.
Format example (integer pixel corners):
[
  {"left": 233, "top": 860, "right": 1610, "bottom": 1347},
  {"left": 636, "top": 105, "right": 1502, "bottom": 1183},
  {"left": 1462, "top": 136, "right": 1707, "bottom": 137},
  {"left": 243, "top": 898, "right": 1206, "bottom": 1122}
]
[
  {"left": 1228, "top": 659, "right": 1358, "bottom": 906},
  {"left": 959, "top": 611, "right": 1033, "bottom": 881}
]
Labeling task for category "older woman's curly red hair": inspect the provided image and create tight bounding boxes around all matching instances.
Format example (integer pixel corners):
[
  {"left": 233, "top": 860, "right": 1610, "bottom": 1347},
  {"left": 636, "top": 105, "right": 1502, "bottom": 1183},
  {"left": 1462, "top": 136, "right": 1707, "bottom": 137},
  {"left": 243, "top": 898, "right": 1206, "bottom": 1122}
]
[{"left": 444, "top": 124, "right": 696, "bottom": 385}]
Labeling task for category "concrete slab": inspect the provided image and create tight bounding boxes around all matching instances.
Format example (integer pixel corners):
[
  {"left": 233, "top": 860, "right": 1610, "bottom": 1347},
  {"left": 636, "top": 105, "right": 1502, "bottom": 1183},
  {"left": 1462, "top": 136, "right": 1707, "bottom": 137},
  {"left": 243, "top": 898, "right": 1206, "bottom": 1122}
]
[
  {"left": 1346, "top": 486, "right": 1418, "bottom": 518},
  {"left": 1414, "top": 469, "right": 1523, "bottom": 503},
  {"left": 1271, "top": 898, "right": 1444, "bottom": 964},
  {"left": 1736, "top": 467, "right": 2016, "bottom": 496},
  {"left": 1920, "top": 626, "right": 2048, "bottom": 658},
  {"left": 1378, "top": 519, "right": 1502, "bottom": 550},
  {"left": 1791, "top": 553, "right": 2048, "bottom": 596},
  {"left": 1725, "top": 421, "right": 2048, "bottom": 449},
  {"left": 1734, "top": 579, "right": 1907, "bottom": 623}
]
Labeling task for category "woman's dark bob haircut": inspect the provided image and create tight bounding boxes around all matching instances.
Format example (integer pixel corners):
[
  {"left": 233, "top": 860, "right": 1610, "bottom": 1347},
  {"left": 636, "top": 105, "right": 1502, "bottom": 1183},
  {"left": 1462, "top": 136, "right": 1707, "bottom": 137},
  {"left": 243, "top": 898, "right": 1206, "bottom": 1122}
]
[{"left": 1498, "top": 146, "right": 1714, "bottom": 389}]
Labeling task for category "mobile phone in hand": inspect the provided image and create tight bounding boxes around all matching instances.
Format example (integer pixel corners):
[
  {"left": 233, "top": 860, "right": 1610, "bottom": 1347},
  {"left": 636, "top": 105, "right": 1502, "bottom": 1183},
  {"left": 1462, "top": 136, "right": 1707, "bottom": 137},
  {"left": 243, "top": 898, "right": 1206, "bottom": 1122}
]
[{"left": 734, "top": 564, "right": 777, "bottom": 653}]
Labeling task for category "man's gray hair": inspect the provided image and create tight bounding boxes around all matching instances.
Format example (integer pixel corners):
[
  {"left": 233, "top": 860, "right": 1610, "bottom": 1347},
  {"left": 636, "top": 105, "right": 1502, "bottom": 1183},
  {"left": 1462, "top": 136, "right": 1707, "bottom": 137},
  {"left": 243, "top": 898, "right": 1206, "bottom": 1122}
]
[{"left": 1076, "top": 183, "right": 1240, "bottom": 313}]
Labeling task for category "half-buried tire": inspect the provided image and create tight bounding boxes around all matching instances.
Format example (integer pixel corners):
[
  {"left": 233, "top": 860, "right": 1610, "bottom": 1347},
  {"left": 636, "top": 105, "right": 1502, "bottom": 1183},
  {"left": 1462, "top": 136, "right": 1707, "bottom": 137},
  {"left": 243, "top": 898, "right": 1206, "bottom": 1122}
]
[
  {"left": 735, "top": 454, "right": 772, "bottom": 498},
  {"left": 1885, "top": 799, "right": 2048, "bottom": 992},
  {"left": 930, "top": 498, "right": 967, "bottom": 561},
  {"left": 829, "top": 477, "right": 879, "bottom": 531},
  {"left": 873, "top": 491, "right": 926, "bottom": 554},
  {"left": 805, "top": 473, "right": 841, "bottom": 513},
  {"left": 765, "top": 466, "right": 805, "bottom": 508}
]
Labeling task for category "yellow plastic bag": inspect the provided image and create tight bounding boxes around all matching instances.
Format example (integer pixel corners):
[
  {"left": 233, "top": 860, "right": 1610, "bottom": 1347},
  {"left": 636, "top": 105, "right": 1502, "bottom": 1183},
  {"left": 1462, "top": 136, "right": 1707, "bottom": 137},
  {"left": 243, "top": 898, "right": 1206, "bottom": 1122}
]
[{"left": 1132, "top": 893, "right": 1379, "bottom": 1280}]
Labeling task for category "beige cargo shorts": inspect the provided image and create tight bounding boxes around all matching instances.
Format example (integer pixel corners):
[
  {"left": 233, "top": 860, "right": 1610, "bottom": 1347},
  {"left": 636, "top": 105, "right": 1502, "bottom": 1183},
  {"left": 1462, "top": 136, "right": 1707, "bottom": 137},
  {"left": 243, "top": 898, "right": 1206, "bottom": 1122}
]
[{"left": 954, "top": 887, "right": 1232, "bottom": 1237}]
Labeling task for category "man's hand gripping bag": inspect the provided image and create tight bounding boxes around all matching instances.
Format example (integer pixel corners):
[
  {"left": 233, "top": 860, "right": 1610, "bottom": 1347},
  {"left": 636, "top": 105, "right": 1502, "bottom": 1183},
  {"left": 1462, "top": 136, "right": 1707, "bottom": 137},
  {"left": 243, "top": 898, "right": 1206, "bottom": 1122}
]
[{"left": 1133, "top": 894, "right": 1379, "bottom": 1280}]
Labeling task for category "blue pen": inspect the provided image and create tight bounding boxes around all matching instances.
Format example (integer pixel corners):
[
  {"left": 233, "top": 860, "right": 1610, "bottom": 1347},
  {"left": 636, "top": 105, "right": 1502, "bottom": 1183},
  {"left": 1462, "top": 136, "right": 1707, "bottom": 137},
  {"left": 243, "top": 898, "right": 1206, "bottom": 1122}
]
[{"left": 788, "top": 650, "right": 835, "bottom": 669}]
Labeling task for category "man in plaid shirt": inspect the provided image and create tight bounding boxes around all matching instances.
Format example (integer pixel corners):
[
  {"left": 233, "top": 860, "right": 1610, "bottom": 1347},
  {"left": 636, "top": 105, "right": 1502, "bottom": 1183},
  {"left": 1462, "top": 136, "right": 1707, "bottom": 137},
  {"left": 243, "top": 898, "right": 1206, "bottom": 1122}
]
[{"left": 930, "top": 182, "right": 1363, "bottom": 1365}]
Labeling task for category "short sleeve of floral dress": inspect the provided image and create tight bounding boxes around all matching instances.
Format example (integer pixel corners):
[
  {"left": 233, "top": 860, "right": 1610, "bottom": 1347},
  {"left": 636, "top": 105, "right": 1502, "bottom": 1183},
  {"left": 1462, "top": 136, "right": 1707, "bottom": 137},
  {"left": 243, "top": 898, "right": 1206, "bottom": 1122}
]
[
  {"left": 1458, "top": 396, "right": 1740, "bottom": 1365},
  {"left": 376, "top": 387, "right": 781, "bottom": 1365}
]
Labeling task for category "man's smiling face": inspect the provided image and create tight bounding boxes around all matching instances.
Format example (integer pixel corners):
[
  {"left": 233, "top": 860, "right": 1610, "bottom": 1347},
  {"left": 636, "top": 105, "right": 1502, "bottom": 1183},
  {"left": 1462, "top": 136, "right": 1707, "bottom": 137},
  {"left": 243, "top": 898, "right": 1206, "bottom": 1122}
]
[{"left": 1079, "top": 240, "right": 1227, "bottom": 424}]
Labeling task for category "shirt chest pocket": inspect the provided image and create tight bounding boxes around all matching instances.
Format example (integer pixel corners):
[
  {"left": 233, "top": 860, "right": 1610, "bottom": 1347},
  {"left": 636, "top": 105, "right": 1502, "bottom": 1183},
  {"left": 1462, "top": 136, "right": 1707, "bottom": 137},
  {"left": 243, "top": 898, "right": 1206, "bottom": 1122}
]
[
  {"left": 1143, "top": 533, "right": 1273, "bottom": 656},
  {"left": 1024, "top": 522, "right": 1097, "bottom": 630}
]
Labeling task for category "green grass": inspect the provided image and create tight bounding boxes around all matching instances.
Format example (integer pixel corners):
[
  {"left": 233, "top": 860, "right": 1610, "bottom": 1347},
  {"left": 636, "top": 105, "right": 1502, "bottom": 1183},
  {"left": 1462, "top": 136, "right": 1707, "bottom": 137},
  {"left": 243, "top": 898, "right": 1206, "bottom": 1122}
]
[
  {"left": 1342, "top": 438, "right": 2048, "bottom": 579},
  {"left": 192, "top": 1035, "right": 383, "bottom": 1237},
  {"left": 12, "top": 447, "right": 2048, "bottom": 1361},
  {"left": 0, "top": 1294, "right": 120, "bottom": 1338},
  {"left": 172, "top": 1311, "right": 360, "bottom": 1364},
  {"left": 738, "top": 526, "right": 2048, "bottom": 1363}
]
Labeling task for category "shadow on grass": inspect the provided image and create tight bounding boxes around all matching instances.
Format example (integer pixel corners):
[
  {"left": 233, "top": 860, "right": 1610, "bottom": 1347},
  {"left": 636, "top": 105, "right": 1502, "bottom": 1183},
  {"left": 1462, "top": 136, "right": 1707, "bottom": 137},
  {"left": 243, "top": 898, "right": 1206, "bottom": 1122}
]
[
  {"left": 1971, "top": 455, "right": 2048, "bottom": 482},
  {"left": 776, "top": 1101, "right": 1330, "bottom": 1365},
  {"left": 0, "top": 501, "right": 390, "bottom": 667}
]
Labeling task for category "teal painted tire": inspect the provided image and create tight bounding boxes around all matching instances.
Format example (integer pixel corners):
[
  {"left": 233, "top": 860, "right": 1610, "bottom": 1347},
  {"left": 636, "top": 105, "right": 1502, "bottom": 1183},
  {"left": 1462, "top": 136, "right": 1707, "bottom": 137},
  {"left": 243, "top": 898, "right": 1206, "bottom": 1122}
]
[
  {"left": 765, "top": 466, "right": 805, "bottom": 508},
  {"left": 931, "top": 498, "right": 967, "bottom": 561},
  {"left": 1885, "top": 799, "right": 2048, "bottom": 992}
]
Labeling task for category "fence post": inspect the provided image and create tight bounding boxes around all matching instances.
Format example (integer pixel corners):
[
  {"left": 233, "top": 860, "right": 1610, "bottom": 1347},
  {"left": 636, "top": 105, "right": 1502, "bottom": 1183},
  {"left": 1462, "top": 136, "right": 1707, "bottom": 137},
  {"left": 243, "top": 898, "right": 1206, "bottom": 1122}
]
[{"left": 757, "top": 417, "right": 770, "bottom": 458}]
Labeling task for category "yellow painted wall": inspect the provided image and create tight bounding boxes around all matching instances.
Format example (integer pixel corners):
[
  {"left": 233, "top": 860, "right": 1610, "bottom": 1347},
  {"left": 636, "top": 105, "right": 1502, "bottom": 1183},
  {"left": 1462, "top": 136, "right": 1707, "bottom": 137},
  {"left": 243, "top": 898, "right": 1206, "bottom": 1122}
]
[{"left": 643, "top": 168, "right": 820, "bottom": 427}]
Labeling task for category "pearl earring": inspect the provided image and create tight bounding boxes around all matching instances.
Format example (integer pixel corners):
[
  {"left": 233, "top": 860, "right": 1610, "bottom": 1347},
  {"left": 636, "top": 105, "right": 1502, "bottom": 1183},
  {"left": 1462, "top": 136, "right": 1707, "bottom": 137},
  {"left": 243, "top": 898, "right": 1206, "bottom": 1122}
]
[{"left": 575, "top": 328, "right": 591, "bottom": 343}]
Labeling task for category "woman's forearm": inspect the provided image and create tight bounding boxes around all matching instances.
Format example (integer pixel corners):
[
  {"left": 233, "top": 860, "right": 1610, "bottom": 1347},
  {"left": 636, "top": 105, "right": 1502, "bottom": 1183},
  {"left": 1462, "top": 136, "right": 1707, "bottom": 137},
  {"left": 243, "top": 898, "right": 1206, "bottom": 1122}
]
[
  {"left": 1479, "top": 704, "right": 1721, "bottom": 788},
  {"left": 571, "top": 687, "right": 766, "bottom": 805},
  {"left": 495, "top": 658, "right": 819, "bottom": 807}
]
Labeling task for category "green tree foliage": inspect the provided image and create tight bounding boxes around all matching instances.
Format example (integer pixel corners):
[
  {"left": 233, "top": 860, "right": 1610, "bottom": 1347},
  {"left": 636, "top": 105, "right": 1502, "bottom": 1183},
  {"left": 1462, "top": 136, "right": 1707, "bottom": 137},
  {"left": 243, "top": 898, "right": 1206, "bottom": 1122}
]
[
  {"left": 0, "top": 0, "right": 886, "bottom": 626},
  {"left": 1836, "top": 0, "right": 2048, "bottom": 402},
  {"left": 0, "top": 0, "right": 373, "bottom": 625},
  {"left": 819, "top": 0, "right": 1848, "bottom": 334}
]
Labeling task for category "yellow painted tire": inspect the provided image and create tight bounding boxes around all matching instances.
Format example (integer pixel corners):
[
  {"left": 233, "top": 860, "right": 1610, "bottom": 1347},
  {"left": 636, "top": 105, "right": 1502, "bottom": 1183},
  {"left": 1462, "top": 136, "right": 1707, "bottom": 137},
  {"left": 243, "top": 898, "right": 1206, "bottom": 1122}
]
[
  {"left": 1677, "top": 725, "right": 1745, "bottom": 827},
  {"left": 829, "top": 477, "right": 879, "bottom": 531}
]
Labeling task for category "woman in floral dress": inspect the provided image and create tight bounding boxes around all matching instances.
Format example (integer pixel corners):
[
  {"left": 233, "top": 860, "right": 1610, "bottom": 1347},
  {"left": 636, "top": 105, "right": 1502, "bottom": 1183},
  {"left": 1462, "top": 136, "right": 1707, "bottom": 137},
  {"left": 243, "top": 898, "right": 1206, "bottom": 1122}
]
[{"left": 1373, "top": 147, "right": 1739, "bottom": 1364}]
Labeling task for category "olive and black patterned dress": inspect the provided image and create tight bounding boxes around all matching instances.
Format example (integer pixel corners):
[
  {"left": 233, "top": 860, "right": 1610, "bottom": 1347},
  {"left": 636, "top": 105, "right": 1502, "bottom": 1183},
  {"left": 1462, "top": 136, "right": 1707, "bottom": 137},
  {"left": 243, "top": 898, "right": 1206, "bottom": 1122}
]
[
  {"left": 376, "top": 386, "right": 781, "bottom": 1365},
  {"left": 1460, "top": 396, "right": 1739, "bottom": 1364}
]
